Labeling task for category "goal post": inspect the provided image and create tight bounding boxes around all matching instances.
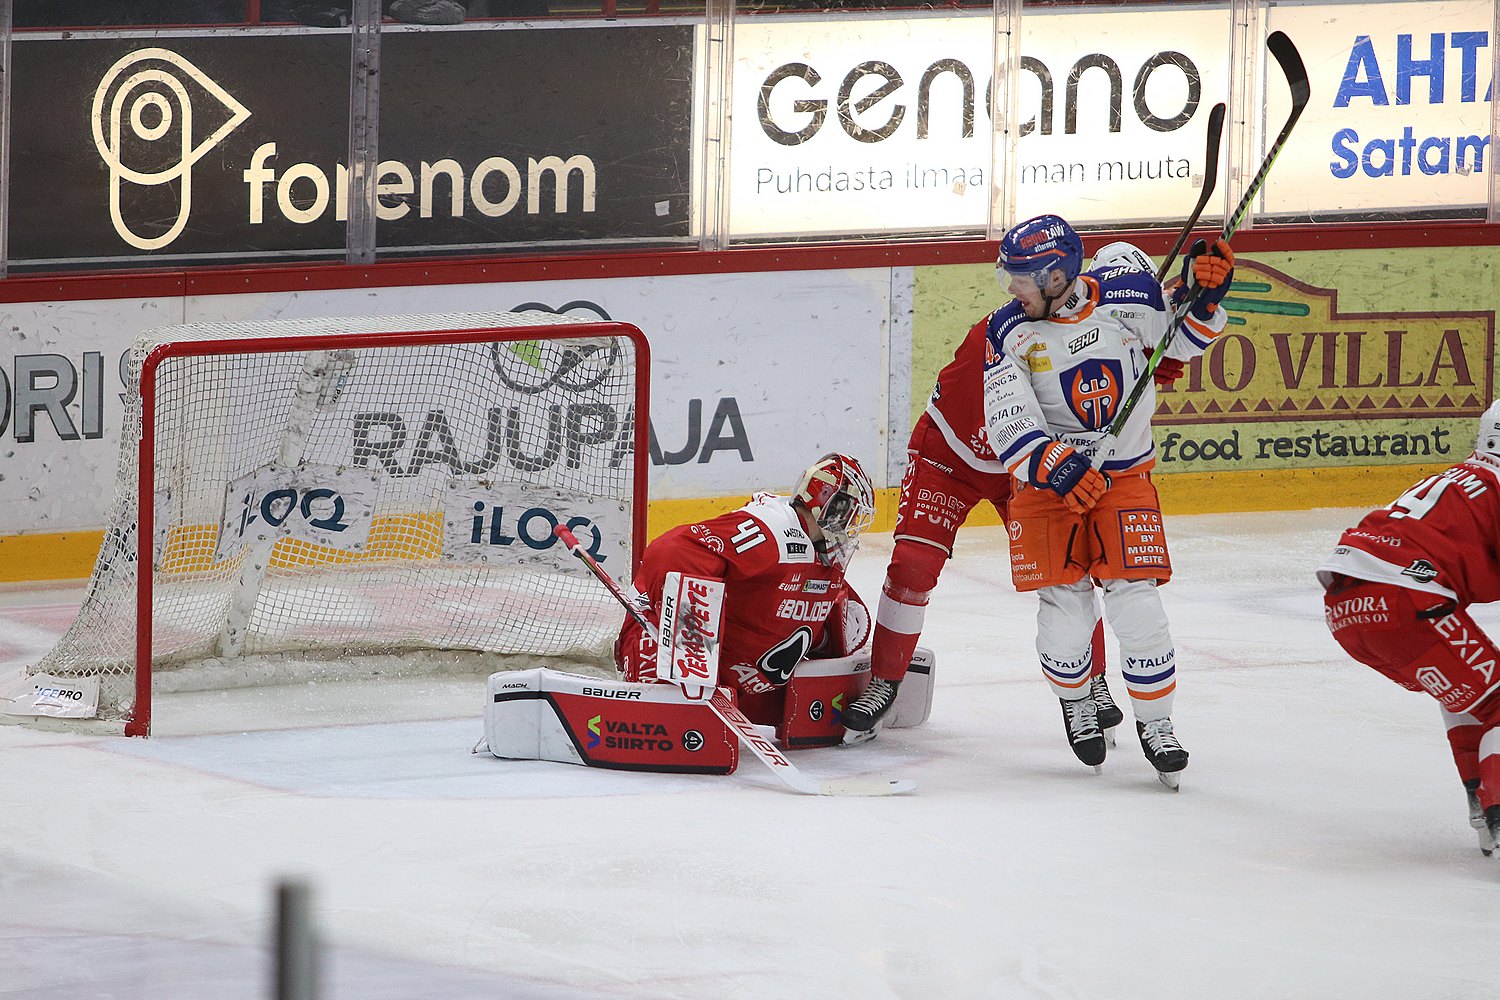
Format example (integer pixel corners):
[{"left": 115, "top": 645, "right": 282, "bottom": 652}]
[{"left": 3, "top": 311, "right": 649, "bottom": 736}]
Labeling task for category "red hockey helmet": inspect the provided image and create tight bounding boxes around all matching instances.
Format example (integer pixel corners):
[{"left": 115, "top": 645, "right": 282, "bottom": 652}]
[{"left": 793, "top": 453, "right": 876, "bottom": 567}]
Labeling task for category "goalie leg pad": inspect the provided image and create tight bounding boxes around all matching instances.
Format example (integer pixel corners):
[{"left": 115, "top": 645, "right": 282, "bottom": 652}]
[
  {"left": 779, "top": 647, "right": 938, "bottom": 745},
  {"left": 484, "top": 668, "right": 737, "bottom": 774},
  {"left": 781, "top": 653, "right": 871, "bottom": 749},
  {"left": 885, "top": 646, "right": 935, "bottom": 729}
]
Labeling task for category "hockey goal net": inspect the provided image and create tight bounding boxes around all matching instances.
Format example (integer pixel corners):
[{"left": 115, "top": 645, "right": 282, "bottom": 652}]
[{"left": 7, "top": 311, "right": 648, "bottom": 736}]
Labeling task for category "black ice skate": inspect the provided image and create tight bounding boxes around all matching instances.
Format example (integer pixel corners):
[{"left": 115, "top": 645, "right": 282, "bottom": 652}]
[
  {"left": 1485, "top": 804, "right": 1500, "bottom": 860},
  {"left": 841, "top": 677, "right": 899, "bottom": 744},
  {"left": 1089, "top": 674, "right": 1124, "bottom": 745},
  {"left": 1137, "top": 717, "right": 1189, "bottom": 791},
  {"left": 1059, "top": 696, "right": 1106, "bottom": 771},
  {"left": 1464, "top": 779, "right": 1495, "bottom": 857}
]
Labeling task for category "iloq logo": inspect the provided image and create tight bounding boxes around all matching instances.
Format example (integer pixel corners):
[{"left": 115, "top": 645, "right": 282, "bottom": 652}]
[
  {"left": 467, "top": 500, "right": 608, "bottom": 562},
  {"left": 235, "top": 487, "right": 354, "bottom": 537},
  {"left": 91, "top": 48, "right": 251, "bottom": 250},
  {"left": 442, "top": 483, "right": 625, "bottom": 568},
  {"left": 215, "top": 462, "right": 380, "bottom": 560}
]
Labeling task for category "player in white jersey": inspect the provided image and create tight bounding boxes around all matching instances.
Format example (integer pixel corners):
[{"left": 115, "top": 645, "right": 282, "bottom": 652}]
[
  {"left": 980, "top": 215, "right": 1234, "bottom": 787},
  {"left": 843, "top": 246, "right": 1164, "bottom": 740}
]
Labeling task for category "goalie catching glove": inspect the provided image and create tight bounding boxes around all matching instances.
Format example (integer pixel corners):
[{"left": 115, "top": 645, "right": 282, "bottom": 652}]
[
  {"left": 1028, "top": 440, "right": 1108, "bottom": 513},
  {"left": 1176, "top": 238, "right": 1235, "bottom": 320}
]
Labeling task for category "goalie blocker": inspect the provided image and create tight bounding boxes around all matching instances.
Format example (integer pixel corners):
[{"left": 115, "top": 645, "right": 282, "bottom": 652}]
[{"left": 483, "top": 652, "right": 934, "bottom": 774}]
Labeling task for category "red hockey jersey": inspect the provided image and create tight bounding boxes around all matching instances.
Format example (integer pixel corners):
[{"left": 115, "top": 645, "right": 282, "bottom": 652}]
[
  {"left": 618, "top": 494, "right": 861, "bottom": 715},
  {"left": 1317, "top": 458, "right": 1500, "bottom": 605},
  {"left": 922, "top": 317, "right": 1007, "bottom": 475}
]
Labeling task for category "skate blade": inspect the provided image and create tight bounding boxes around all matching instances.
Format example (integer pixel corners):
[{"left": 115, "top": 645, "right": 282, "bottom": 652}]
[
  {"left": 1104, "top": 726, "right": 1118, "bottom": 748},
  {"left": 1091, "top": 764, "right": 1103, "bottom": 775},
  {"left": 841, "top": 727, "right": 877, "bottom": 747},
  {"left": 1480, "top": 828, "right": 1497, "bottom": 857},
  {"left": 1156, "top": 770, "right": 1181, "bottom": 791}
]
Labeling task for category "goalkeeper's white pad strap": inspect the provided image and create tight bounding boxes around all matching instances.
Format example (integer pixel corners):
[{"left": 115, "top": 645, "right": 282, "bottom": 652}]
[
  {"left": 482, "top": 668, "right": 737, "bottom": 774},
  {"left": 656, "top": 571, "right": 725, "bottom": 694}
]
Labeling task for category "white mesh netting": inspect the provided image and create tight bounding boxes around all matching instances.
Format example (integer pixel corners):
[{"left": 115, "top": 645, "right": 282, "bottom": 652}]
[{"left": 24, "top": 311, "right": 643, "bottom": 727}]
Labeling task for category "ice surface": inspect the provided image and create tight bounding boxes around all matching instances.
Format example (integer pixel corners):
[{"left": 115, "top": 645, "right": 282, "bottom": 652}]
[{"left": 2, "top": 508, "right": 1496, "bottom": 999}]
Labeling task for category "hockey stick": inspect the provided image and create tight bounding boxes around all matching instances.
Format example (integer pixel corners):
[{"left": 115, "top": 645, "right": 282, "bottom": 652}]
[
  {"left": 1101, "top": 31, "right": 1308, "bottom": 450},
  {"left": 1154, "top": 102, "right": 1226, "bottom": 286},
  {"left": 554, "top": 525, "right": 917, "bottom": 797}
]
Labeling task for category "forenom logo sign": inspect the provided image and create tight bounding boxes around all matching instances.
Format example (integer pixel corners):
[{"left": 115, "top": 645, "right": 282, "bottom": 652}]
[
  {"left": 91, "top": 48, "right": 252, "bottom": 250},
  {"left": 90, "top": 45, "right": 600, "bottom": 251}
]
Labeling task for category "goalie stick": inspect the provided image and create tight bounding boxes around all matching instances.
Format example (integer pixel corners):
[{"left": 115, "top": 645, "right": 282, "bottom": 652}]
[
  {"left": 1100, "top": 31, "right": 1308, "bottom": 454},
  {"left": 553, "top": 524, "right": 917, "bottom": 797}
]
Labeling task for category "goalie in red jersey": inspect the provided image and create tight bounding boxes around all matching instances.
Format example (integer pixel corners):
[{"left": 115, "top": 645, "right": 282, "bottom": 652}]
[
  {"left": 1319, "top": 400, "right": 1500, "bottom": 857},
  {"left": 616, "top": 453, "right": 880, "bottom": 745}
]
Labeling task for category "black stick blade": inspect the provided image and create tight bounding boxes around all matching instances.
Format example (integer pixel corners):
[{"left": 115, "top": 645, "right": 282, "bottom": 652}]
[
  {"left": 1267, "top": 30, "right": 1310, "bottom": 109},
  {"left": 1201, "top": 102, "right": 1226, "bottom": 201}
]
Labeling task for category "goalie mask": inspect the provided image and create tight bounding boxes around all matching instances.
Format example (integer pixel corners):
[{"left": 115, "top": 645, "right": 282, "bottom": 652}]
[
  {"left": 793, "top": 453, "right": 876, "bottom": 569},
  {"left": 1475, "top": 399, "right": 1500, "bottom": 465}
]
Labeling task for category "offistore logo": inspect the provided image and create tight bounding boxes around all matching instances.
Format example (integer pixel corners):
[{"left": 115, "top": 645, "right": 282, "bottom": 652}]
[{"left": 91, "top": 48, "right": 251, "bottom": 250}]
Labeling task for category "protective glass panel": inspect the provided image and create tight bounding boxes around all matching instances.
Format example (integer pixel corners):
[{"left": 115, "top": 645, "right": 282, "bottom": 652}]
[
  {"left": 724, "top": 4, "right": 998, "bottom": 243},
  {"left": 372, "top": 15, "right": 699, "bottom": 257},
  {"left": 1264, "top": 0, "right": 1491, "bottom": 223},
  {"left": 1013, "top": 0, "right": 1232, "bottom": 233},
  {"left": 8, "top": 9, "right": 352, "bottom": 271}
]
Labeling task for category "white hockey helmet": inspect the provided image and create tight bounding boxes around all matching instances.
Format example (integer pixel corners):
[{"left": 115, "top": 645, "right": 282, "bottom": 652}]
[
  {"left": 793, "top": 453, "right": 876, "bottom": 568},
  {"left": 1090, "top": 241, "right": 1155, "bottom": 275},
  {"left": 1475, "top": 399, "right": 1500, "bottom": 462}
]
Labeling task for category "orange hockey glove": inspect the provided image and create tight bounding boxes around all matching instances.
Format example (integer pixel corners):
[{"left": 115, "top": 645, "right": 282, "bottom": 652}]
[{"left": 1180, "top": 238, "right": 1235, "bottom": 319}]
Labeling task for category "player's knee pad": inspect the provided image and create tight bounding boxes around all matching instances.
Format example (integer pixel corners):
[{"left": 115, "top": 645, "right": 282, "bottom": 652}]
[
  {"left": 1099, "top": 578, "right": 1172, "bottom": 651},
  {"left": 483, "top": 668, "right": 737, "bottom": 774},
  {"left": 1036, "top": 580, "right": 1096, "bottom": 653},
  {"left": 876, "top": 541, "right": 946, "bottom": 649},
  {"left": 886, "top": 538, "right": 947, "bottom": 597}
]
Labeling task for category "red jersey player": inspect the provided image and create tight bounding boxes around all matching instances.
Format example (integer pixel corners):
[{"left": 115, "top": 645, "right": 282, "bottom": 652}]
[
  {"left": 843, "top": 242, "right": 1165, "bottom": 737},
  {"left": 617, "top": 453, "right": 876, "bottom": 731},
  {"left": 1318, "top": 400, "right": 1500, "bottom": 856}
]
